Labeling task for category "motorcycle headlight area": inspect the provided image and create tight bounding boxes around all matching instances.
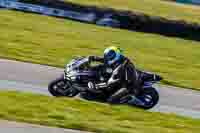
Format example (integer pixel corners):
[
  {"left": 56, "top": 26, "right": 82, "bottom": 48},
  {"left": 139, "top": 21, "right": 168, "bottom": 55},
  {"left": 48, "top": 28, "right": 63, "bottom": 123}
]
[
  {"left": 65, "top": 70, "right": 78, "bottom": 81},
  {"left": 69, "top": 76, "right": 76, "bottom": 81},
  {"left": 65, "top": 64, "right": 73, "bottom": 73},
  {"left": 65, "top": 74, "right": 77, "bottom": 81}
]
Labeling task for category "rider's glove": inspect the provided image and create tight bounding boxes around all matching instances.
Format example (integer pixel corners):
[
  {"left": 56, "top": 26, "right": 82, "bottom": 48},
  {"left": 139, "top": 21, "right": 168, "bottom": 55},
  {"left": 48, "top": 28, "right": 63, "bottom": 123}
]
[
  {"left": 154, "top": 75, "right": 163, "bottom": 81},
  {"left": 88, "top": 82, "right": 96, "bottom": 90},
  {"left": 88, "top": 82, "right": 101, "bottom": 93},
  {"left": 88, "top": 82, "right": 107, "bottom": 93}
]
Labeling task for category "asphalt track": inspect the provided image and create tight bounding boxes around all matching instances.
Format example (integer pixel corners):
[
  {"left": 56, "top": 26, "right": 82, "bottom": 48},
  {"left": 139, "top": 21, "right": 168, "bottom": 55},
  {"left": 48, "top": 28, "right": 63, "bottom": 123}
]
[
  {"left": 0, "top": 59, "right": 200, "bottom": 120},
  {"left": 0, "top": 120, "right": 90, "bottom": 133}
]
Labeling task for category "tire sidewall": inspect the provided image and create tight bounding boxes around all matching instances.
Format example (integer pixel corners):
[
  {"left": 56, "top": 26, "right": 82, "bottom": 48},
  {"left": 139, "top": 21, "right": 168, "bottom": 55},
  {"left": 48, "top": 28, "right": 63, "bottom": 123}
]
[
  {"left": 137, "top": 87, "right": 159, "bottom": 109},
  {"left": 48, "top": 77, "right": 70, "bottom": 96}
]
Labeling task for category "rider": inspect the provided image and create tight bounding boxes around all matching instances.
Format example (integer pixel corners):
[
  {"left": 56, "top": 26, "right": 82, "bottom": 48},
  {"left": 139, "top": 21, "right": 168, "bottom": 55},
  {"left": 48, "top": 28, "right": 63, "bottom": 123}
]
[{"left": 87, "top": 46, "right": 141, "bottom": 104}]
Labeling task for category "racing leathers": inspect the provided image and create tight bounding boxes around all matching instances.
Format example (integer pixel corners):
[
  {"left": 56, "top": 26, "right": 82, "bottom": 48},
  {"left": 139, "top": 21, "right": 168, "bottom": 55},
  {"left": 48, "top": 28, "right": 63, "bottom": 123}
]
[{"left": 88, "top": 55, "right": 140, "bottom": 104}]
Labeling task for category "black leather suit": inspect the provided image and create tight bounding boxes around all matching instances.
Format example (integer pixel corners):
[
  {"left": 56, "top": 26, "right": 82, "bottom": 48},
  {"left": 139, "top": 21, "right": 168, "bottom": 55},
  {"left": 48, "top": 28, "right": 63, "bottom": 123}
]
[{"left": 88, "top": 56, "right": 140, "bottom": 103}]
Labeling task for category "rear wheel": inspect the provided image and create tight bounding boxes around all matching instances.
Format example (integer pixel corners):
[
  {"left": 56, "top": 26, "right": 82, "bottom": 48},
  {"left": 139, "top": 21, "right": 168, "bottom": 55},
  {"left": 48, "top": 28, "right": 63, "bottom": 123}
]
[
  {"left": 136, "top": 87, "right": 159, "bottom": 109},
  {"left": 48, "top": 77, "right": 77, "bottom": 97}
]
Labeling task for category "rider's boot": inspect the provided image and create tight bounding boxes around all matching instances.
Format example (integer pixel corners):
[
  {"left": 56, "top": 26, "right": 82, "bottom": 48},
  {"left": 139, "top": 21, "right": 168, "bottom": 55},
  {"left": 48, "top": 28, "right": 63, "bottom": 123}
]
[{"left": 107, "top": 88, "right": 129, "bottom": 104}]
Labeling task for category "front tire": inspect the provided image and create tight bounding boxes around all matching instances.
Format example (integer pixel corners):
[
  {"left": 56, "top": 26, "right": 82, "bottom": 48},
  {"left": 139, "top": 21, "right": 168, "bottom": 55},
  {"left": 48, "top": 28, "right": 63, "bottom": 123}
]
[{"left": 48, "top": 77, "right": 76, "bottom": 97}]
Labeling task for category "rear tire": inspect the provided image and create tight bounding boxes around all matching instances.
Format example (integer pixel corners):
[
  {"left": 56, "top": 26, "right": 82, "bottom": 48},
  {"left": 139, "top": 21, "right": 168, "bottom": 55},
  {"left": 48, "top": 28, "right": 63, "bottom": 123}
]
[
  {"left": 135, "top": 87, "right": 159, "bottom": 109},
  {"left": 48, "top": 77, "right": 75, "bottom": 97}
]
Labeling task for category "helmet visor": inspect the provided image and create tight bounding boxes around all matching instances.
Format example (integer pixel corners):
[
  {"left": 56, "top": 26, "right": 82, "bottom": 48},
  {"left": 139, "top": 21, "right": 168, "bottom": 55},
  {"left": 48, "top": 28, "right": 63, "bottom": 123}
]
[{"left": 105, "top": 50, "right": 116, "bottom": 60}]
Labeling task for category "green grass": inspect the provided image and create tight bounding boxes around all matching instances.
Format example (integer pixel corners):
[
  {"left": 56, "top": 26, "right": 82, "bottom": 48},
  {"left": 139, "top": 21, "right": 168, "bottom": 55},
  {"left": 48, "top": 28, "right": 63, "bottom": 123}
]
[
  {"left": 63, "top": 0, "right": 200, "bottom": 24},
  {"left": 0, "top": 10, "right": 200, "bottom": 89},
  {"left": 0, "top": 90, "right": 200, "bottom": 133}
]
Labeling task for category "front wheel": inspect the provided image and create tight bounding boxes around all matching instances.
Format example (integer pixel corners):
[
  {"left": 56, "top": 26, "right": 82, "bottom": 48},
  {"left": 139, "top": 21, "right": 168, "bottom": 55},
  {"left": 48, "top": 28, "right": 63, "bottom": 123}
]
[{"left": 48, "top": 77, "right": 78, "bottom": 97}]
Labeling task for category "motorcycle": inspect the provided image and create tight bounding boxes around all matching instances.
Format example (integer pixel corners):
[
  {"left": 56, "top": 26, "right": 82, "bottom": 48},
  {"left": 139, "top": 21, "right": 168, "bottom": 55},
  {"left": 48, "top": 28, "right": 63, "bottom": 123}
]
[{"left": 48, "top": 57, "right": 161, "bottom": 109}]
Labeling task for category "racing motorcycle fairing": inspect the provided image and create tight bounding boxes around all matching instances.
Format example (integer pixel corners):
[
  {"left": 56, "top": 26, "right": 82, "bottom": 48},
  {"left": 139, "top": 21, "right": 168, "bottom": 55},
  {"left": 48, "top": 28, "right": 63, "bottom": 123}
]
[{"left": 49, "top": 57, "right": 161, "bottom": 109}]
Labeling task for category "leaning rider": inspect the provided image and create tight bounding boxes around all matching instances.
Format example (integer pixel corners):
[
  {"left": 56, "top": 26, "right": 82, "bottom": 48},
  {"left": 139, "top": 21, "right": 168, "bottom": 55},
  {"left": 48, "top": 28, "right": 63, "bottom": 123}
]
[{"left": 87, "top": 46, "right": 141, "bottom": 104}]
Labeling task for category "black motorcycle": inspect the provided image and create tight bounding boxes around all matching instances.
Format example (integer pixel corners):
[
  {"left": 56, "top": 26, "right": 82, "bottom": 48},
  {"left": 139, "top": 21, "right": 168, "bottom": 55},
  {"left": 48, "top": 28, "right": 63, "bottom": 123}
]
[{"left": 48, "top": 57, "right": 161, "bottom": 109}]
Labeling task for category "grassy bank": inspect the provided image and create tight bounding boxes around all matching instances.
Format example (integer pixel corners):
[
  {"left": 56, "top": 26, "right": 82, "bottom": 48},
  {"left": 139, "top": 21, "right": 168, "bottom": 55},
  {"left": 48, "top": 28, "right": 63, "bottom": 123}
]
[
  {"left": 0, "top": 90, "right": 200, "bottom": 133},
  {"left": 64, "top": 0, "right": 200, "bottom": 24},
  {"left": 0, "top": 10, "right": 200, "bottom": 89}
]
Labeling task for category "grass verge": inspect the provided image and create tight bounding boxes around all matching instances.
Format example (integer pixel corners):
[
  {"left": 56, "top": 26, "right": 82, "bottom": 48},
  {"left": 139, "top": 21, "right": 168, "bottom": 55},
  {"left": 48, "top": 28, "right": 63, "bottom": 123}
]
[
  {"left": 0, "top": 90, "right": 200, "bottom": 133},
  {"left": 0, "top": 10, "right": 200, "bottom": 89}
]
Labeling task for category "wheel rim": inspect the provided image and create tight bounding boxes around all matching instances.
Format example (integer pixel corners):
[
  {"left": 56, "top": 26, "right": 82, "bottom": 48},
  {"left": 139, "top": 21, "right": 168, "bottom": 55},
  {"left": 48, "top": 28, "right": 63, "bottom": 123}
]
[
  {"left": 53, "top": 81, "right": 70, "bottom": 95},
  {"left": 138, "top": 94, "right": 154, "bottom": 107},
  {"left": 144, "top": 95, "right": 153, "bottom": 103}
]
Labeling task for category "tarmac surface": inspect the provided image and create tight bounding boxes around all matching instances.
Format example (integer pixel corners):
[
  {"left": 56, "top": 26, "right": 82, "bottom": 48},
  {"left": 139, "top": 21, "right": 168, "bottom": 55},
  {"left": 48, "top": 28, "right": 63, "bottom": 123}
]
[{"left": 0, "top": 120, "right": 90, "bottom": 133}]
